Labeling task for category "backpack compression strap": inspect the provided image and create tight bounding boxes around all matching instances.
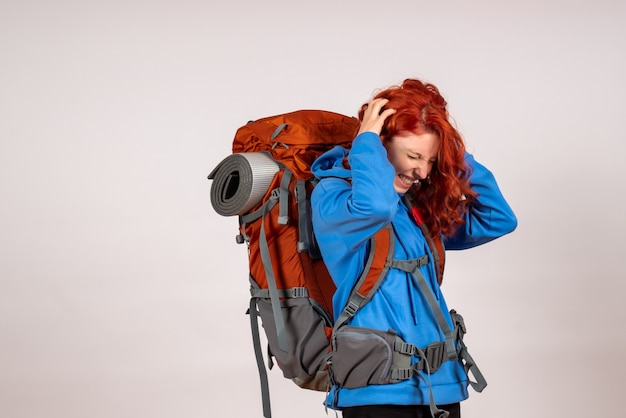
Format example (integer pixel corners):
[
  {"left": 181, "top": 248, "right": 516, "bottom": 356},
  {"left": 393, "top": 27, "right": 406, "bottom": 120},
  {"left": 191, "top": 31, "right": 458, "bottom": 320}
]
[{"left": 258, "top": 170, "right": 292, "bottom": 352}]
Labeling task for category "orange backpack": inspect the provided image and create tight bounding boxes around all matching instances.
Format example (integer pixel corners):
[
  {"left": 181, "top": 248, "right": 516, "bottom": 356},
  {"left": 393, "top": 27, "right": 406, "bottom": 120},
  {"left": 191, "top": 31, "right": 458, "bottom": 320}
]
[{"left": 208, "top": 110, "right": 471, "bottom": 418}]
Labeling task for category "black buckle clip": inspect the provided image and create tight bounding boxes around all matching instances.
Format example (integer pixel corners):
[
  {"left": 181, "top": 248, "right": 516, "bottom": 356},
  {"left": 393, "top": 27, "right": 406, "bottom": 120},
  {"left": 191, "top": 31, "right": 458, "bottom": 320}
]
[{"left": 423, "top": 342, "right": 445, "bottom": 373}]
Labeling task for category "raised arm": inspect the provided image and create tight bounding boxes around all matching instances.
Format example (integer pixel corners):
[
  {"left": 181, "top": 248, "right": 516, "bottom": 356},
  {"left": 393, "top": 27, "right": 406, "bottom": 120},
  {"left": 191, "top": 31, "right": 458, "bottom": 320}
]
[{"left": 444, "top": 153, "right": 517, "bottom": 250}]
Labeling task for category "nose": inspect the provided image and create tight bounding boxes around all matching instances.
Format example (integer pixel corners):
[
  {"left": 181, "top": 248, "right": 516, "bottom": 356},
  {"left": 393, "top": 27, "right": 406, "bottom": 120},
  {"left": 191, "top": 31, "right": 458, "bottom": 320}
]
[{"left": 413, "top": 159, "right": 429, "bottom": 179}]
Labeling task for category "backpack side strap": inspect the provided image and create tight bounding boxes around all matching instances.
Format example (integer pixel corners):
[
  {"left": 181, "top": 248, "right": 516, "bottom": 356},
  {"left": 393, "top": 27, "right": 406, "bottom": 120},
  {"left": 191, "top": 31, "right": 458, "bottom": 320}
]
[
  {"left": 450, "top": 309, "right": 487, "bottom": 393},
  {"left": 248, "top": 296, "right": 273, "bottom": 418}
]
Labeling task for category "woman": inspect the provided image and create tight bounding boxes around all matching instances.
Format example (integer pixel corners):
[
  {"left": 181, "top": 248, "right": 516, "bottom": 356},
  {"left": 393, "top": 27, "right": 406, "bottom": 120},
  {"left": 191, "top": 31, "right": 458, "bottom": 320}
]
[{"left": 310, "top": 79, "right": 517, "bottom": 418}]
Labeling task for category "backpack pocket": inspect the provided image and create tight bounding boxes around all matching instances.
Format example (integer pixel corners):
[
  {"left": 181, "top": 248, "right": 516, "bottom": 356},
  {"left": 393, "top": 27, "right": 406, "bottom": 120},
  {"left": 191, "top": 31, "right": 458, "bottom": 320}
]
[
  {"left": 331, "top": 326, "right": 404, "bottom": 388},
  {"left": 256, "top": 296, "right": 332, "bottom": 390}
]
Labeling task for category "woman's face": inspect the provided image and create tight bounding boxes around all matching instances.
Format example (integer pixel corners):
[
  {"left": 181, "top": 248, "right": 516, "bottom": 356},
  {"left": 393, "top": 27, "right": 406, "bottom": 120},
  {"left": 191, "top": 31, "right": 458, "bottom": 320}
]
[{"left": 383, "top": 130, "right": 440, "bottom": 194}]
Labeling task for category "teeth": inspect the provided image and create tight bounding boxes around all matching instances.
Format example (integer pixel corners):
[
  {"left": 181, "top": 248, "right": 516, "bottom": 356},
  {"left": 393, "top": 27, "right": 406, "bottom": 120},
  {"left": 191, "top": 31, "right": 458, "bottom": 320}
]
[{"left": 399, "top": 175, "right": 413, "bottom": 186}]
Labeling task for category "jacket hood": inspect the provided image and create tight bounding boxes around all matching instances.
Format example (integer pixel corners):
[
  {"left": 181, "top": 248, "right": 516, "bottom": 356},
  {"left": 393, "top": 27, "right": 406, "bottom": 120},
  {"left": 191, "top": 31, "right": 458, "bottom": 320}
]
[{"left": 311, "top": 145, "right": 352, "bottom": 180}]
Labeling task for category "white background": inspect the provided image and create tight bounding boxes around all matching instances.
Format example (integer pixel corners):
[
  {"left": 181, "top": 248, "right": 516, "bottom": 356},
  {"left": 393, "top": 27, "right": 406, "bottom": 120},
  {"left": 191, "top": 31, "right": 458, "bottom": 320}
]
[{"left": 1, "top": 1, "right": 625, "bottom": 417}]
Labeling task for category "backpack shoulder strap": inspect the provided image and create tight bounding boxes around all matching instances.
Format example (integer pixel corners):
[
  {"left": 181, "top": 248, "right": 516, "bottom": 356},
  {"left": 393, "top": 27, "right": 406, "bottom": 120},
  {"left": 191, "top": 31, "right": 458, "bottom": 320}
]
[{"left": 333, "top": 224, "right": 395, "bottom": 330}]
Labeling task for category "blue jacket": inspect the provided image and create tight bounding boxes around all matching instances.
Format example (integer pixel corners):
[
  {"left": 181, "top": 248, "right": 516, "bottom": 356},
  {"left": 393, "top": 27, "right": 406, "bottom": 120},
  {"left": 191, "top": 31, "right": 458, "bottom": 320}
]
[{"left": 310, "top": 131, "right": 517, "bottom": 408}]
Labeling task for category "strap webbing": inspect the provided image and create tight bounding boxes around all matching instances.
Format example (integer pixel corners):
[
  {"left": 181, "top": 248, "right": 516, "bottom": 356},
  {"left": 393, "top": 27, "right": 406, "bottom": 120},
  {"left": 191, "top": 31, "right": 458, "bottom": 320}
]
[
  {"left": 413, "top": 346, "right": 450, "bottom": 418},
  {"left": 277, "top": 169, "right": 291, "bottom": 225},
  {"left": 295, "top": 179, "right": 309, "bottom": 252},
  {"left": 270, "top": 123, "right": 288, "bottom": 140},
  {"left": 250, "top": 286, "right": 309, "bottom": 299},
  {"left": 249, "top": 298, "right": 272, "bottom": 418},
  {"left": 457, "top": 337, "right": 488, "bottom": 392},
  {"left": 334, "top": 224, "right": 395, "bottom": 331},
  {"left": 258, "top": 190, "right": 288, "bottom": 352},
  {"left": 239, "top": 194, "right": 278, "bottom": 242},
  {"left": 393, "top": 259, "right": 457, "bottom": 361}
]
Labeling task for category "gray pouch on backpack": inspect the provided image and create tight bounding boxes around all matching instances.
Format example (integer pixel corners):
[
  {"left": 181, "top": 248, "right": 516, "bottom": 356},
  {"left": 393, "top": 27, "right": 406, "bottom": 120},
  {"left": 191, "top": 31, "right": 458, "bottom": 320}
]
[
  {"left": 256, "top": 297, "right": 332, "bottom": 390},
  {"left": 331, "top": 325, "right": 409, "bottom": 389}
]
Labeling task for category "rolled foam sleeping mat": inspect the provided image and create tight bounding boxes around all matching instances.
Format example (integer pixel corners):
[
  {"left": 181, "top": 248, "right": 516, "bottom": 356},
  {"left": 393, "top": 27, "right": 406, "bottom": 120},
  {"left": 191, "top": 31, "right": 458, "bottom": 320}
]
[{"left": 208, "top": 152, "right": 280, "bottom": 216}]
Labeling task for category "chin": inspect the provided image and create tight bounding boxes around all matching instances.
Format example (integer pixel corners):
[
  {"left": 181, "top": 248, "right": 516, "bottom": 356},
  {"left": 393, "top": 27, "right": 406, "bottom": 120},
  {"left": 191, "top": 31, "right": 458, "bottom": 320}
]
[{"left": 394, "top": 185, "right": 411, "bottom": 194}]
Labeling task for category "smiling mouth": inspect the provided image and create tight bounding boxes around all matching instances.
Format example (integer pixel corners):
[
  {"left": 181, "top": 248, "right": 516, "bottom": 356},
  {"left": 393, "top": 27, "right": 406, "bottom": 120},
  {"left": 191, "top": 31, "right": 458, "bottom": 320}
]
[{"left": 398, "top": 174, "right": 416, "bottom": 187}]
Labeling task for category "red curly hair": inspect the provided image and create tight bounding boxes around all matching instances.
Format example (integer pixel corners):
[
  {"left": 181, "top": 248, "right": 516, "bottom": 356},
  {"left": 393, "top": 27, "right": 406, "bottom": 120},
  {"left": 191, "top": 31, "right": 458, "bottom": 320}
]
[{"left": 358, "top": 79, "right": 477, "bottom": 237}]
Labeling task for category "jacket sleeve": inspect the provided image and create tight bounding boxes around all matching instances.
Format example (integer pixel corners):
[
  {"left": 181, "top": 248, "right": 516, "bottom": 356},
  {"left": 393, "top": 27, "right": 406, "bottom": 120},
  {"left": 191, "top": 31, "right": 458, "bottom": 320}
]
[
  {"left": 443, "top": 153, "right": 517, "bottom": 250},
  {"left": 311, "top": 132, "right": 399, "bottom": 253}
]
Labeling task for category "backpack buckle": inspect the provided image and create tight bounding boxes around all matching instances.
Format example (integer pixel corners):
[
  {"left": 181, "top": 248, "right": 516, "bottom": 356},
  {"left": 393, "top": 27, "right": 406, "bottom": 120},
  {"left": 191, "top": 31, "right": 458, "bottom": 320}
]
[
  {"left": 343, "top": 301, "right": 359, "bottom": 317},
  {"left": 450, "top": 309, "right": 466, "bottom": 336},
  {"left": 290, "top": 287, "right": 309, "bottom": 298},
  {"left": 422, "top": 341, "right": 446, "bottom": 373}
]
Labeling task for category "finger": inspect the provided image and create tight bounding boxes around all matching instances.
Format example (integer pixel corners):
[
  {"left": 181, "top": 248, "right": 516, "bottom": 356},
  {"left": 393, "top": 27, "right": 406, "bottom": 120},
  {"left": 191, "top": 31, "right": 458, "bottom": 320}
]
[
  {"left": 358, "top": 108, "right": 395, "bottom": 135},
  {"left": 369, "top": 98, "right": 389, "bottom": 113},
  {"left": 363, "top": 98, "right": 387, "bottom": 113},
  {"left": 379, "top": 107, "right": 396, "bottom": 118}
]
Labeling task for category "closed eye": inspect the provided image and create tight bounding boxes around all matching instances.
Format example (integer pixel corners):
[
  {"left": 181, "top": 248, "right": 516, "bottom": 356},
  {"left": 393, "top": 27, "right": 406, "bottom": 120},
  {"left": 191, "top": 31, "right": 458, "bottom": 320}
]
[
  {"left": 408, "top": 154, "right": 437, "bottom": 166},
  {"left": 408, "top": 153, "right": 435, "bottom": 161}
]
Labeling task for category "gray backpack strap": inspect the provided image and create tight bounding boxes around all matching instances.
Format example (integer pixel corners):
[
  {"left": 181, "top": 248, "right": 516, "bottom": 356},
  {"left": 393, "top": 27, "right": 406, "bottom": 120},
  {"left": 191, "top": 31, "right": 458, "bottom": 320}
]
[
  {"left": 391, "top": 259, "right": 457, "bottom": 361},
  {"left": 294, "top": 179, "right": 310, "bottom": 253},
  {"left": 248, "top": 296, "right": 272, "bottom": 418},
  {"left": 238, "top": 193, "right": 278, "bottom": 244},
  {"left": 250, "top": 286, "right": 309, "bottom": 299},
  {"left": 450, "top": 310, "right": 487, "bottom": 392},
  {"left": 277, "top": 168, "right": 291, "bottom": 225},
  {"left": 412, "top": 345, "right": 451, "bottom": 418},
  {"left": 257, "top": 189, "right": 288, "bottom": 352}
]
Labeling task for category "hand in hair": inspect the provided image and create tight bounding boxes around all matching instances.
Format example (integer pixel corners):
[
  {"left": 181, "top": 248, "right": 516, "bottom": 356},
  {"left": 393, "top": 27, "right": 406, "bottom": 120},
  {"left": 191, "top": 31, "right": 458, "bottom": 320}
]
[{"left": 357, "top": 98, "right": 396, "bottom": 136}]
